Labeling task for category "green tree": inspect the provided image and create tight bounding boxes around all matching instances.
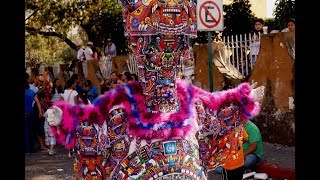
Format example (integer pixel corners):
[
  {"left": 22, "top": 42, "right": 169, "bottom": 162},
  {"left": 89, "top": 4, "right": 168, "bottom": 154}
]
[
  {"left": 222, "top": 0, "right": 257, "bottom": 36},
  {"left": 25, "top": 33, "right": 76, "bottom": 67},
  {"left": 273, "top": 0, "right": 295, "bottom": 30},
  {"left": 26, "top": 0, "right": 122, "bottom": 51},
  {"left": 82, "top": 10, "right": 129, "bottom": 55},
  {"left": 264, "top": 18, "right": 277, "bottom": 32}
]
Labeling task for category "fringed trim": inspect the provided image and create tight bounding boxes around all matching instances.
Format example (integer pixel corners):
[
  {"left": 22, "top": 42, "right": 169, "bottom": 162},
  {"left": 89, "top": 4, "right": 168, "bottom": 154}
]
[
  {"left": 93, "top": 81, "right": 196, "bottom": 140},
  {"left": 125, "top": 82, "right": 195, "bottom": 140},
  {"left": 50, "top": 101, "right": 104, "bottom": 149},
  {"left": 188, "top": 81, "right": 260, "bottom": 121},
  {"left": 51, "top": 79, "right": 260, "bottom": 144}
]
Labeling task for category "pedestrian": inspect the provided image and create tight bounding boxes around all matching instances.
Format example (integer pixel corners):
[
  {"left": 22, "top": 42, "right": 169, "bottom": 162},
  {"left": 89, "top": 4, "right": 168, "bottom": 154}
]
[
  {"left": 249, "top": 18, "right": 264, "bottom": 68},
  {"left": 121, "top": 71, "right": 133, "bottom": 83},
  {"left": 130, "top": 73, "right": 139, "bottom": 82},
  {"left": 100, "top": 77, "right": 111, "bottom": 94},
  {"left": 25, "top": 73, "right": 42, "bottom": 154},
  {"left": 84, "top": 79, "right": 99, "bottom": 103},
  {"left": 104, "top": 38, "right": 117, "bottom": 58},
  {"left": 60, "top": 78, "right": 78, "bottom": 105},
  {"left": 59, "top": 78, "right": 78, "bottom": 157},
  {"left": 83, "top": 41, "right": 95, "bottom": 79},
  {"left": 282, "top": 18, "right": 295, "bottom": 33},
  {"left": 69, "top": 74, "right": 83, "bottom": 100},
  {"left": 44, "top": 78, "right": 63, "bottom": 156}
]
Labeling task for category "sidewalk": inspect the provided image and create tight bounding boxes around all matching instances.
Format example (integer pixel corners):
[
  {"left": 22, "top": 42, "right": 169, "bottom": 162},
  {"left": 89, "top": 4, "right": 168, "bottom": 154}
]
[
  {"left": 25, "top": 142, "right": 295, "bottom": 180},
  {"left": 208, "top": 142, "right": 295, "bottom": 180}
]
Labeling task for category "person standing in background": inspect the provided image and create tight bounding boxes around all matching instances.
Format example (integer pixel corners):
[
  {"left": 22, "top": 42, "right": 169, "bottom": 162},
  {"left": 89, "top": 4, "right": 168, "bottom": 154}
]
[
  {"left": 84, "top": 79, "right": 99, "bottom": 103},
  {"left": 282, "top": 18, "right": 295, "bottom": 33},
  {"left": 60, "top": 79, "right": 78, "bottom": 105},
  {"left": 83, "top": 41, "right": 95, "bottom": 79},
  {"left": 44, "top": 78, "right": 63, "bottom": 155},
  {"left": 104, "top": 38, "right": 117, "bottom": 58},
  {"left": 69, "top": 74, "right": 83, "bottom": 99},
  {"left": 249, "top": 18, "right": 264, "bottom": 68},
  {"left": 76, "top": 43, "right": 85, "bottom": 77},
  {"left": 76, "top": 43, "right": 85, "bottom": 61},
  {"left": 25, "top": 73, "right": 42, "bottom": 154},
  {"left": 50, "top": 79, "right": 63, "bottom": 103},
  {"left": 130, "top": 73, "right": 139, "bottom": 82}
]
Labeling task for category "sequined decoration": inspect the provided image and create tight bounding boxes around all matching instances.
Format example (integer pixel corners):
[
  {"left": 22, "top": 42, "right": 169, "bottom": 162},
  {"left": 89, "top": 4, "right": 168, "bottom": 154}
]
[
  {"left": 106, "top": 106, "right": 131, "bottom": 173},
  {"left": 110, "top": 139, "right": 205, "bottom": 179},
  {"left": 121, "top": 0, "right": 197, "bottom": 113}
]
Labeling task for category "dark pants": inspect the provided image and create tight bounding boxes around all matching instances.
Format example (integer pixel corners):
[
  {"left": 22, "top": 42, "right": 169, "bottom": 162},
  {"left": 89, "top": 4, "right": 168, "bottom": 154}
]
[
  {"left": 31, "top": 106, "right": 45, "bottom": 152},
  {"left": 222, "top": 166, "right": 244, "bottom": 180},
  {"left": 24, "top": 112, "right": 33, "bottom": 153}
]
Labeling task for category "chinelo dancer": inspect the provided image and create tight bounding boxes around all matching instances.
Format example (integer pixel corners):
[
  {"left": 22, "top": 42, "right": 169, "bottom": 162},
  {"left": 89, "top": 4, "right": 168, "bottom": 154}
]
[{"left": 46, "top": 0, "right": 265, "bottom": 179}]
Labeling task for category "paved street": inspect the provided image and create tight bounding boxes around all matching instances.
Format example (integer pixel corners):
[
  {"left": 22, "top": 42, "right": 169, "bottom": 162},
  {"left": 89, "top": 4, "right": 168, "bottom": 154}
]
[
  {"left": 25, "top": 142, "right": 294, "bottom": 180},
  {"left": 25, "top": 146, "right": 75, "bottom": 180}
]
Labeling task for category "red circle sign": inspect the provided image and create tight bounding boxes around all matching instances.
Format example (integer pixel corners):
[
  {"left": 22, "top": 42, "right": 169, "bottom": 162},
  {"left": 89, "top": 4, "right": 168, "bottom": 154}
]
[{"left": 199, "top": 1, "right": 221, "bottom": 28}]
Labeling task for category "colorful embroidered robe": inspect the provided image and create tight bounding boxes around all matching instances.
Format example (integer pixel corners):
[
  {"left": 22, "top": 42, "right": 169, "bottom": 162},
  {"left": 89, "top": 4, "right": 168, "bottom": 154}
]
[
  {"left": 50, "top": 0, "right": 261, "bottom": 179},
  {"left": 51, "top": 79, "right": 260, "bottom": 179}
]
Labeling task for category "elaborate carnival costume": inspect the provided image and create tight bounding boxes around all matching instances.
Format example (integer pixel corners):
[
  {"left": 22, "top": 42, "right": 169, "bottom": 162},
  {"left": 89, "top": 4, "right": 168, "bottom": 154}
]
[{"left": 47, "top": 0, "right": 265, "bottom": 179}]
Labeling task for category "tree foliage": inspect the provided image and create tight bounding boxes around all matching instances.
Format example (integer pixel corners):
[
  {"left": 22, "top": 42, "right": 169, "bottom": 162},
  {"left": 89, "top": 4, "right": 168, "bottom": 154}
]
[
  {"left": 25, "top": 33, "right": 76, "bottom": 67},
  {"left": 25, "top": 0, "right": 260, "bottom": 63},
  {"left": 82, "top": 10, "right": 129, "bottom": 55},
  {"left": 26, "top": 0, "right": 122, "bottom": 50},
  {"left": 273, "top": 0, "right": 295, "bottom": 30},
  {"left": 264, "top": 18, "right": 277, "bottom": 32},
  {"left": 222, "top": 0, "right": 256, "bottom": 36}
]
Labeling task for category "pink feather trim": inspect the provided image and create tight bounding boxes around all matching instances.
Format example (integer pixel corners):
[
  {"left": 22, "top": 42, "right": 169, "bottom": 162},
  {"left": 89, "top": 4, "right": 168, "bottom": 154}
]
[{"left": 50, "top": 79, "right": 261, "bottom": 146}]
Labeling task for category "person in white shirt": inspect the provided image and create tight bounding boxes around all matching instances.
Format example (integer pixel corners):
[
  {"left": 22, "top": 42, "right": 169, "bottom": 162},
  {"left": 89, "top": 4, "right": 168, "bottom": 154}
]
[
  {"left": 59, "top": 78, "right": 78, "bottom": 157},
  {"left": 60, "top": 79, "right": 78, "bottom": 105},
  {"left": 76, "top": 43, "right": 85, "bottom": 61},
  {"left": 104, "top": 38, "right": 117, "bottom": 59},
  {"left": 82, "top": 41, "right": 94, "bottom": 79},
  {"left": 76, "top": 43, "right": 85, "bottom": 77},
  {"left": 249, "top": 19, "right": 264, "bottom": 68},
  {"left": 43, "top": 78, "right": 63, "bottom": 156},
  {"left": 281, "top": 18, "right": 295, "bottom": 33},
  {"left": 50, "top": 79, "right": 63, "bottom": 103},
  {"left": 85, "top": 41, "right": 94, "bottom": 60}
]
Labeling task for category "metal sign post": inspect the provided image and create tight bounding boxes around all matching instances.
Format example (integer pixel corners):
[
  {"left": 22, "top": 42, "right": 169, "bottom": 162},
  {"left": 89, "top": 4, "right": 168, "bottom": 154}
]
[
  {"left": 208, "top": 31, "right": 213, "bottom": 92},
  {"left": 197, "top": 0, "right": 224, "bottom": 92}
]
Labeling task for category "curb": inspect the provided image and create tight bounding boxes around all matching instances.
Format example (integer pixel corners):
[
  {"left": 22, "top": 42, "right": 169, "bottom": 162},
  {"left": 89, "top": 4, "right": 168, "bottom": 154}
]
[{"left": 255, "top": 162, "right": 295, "bottom": 180}]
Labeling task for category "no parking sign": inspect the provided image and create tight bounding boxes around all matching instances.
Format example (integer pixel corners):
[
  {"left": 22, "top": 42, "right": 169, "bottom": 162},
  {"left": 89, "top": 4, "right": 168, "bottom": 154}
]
[{"left": 197, "top": 0, "right": 224, "bottom": 31}]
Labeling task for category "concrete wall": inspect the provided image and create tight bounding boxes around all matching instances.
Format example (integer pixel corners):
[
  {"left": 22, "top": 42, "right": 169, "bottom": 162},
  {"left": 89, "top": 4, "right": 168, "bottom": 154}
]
[
  {"left": 193, "top": 32, "right": 295, "bottom": 146},
  {"left": 193, "top": 44, "right": 226, "bottom": 91},
  {"left": 249, "top": 32, "right": 295, "bottom": 146}
]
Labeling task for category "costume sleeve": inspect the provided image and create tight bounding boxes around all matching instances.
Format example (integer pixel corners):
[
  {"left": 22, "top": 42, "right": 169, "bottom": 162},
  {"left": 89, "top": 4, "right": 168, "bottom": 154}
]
[
  {"left": 49, "top": 83, "right": 133, "bottom": 150},
  {"left": 49, "top": 101, "right": 104, "bottom": 149},
  {"left": 186, "top": 80, "right": 261, "bottom": 170},
  {"left": 189, "top": 82, "right": 260, "bottom": 120}
]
